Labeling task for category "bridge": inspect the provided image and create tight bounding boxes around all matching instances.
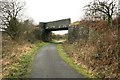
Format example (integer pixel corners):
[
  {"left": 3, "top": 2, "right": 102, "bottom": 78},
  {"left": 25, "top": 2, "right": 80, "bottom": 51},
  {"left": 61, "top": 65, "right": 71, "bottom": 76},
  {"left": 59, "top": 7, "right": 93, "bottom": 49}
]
[{"left": 39, "top": 18, "right": 71, "bottom": 41}]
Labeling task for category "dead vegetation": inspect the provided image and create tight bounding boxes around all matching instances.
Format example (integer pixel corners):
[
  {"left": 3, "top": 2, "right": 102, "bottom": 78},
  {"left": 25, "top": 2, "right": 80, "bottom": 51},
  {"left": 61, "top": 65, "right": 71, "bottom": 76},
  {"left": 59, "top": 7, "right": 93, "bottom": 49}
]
[
  {"left": 2, "top": 33, "right": 35, "bottom": 77},
  {"left": 1, "top": 21, "right": 42, "bottom": 78},
  {"left": 63, "top": 19, "right": 119, "bottom": 78}
]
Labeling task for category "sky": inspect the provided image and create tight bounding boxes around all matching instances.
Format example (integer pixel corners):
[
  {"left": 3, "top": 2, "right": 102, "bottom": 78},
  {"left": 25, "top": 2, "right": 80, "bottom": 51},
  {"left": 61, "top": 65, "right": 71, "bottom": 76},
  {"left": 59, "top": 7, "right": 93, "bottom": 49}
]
[{"left": 23, "top": 0, "right": 94, "bottom": 35}]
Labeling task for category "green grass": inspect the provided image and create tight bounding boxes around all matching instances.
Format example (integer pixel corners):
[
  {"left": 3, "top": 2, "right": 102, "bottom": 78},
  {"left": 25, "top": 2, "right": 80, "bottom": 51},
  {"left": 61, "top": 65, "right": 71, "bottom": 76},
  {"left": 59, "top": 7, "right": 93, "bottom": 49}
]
[
  {"left": 7, "top": 42, "right": 47, "bottom": 78},
  {"left": 56, "top": 44, "right": 98, "bottom": 78}
]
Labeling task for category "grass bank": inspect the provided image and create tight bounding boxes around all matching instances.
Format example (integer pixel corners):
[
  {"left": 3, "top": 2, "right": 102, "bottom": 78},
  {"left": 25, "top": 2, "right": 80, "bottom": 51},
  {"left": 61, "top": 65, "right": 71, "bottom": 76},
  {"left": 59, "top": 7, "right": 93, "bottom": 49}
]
[
  {"left": 56, "top": 44, "right": 97, "bottom": 78},
  {"left": 7, "top": 42, "right": 47, "bottom": 78}
]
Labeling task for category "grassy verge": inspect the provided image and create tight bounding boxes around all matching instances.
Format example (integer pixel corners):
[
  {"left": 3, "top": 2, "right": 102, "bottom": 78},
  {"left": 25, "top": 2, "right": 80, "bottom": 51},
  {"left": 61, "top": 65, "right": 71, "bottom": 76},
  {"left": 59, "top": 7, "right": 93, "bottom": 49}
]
[
  {"left": 7, "top": 42, "right": 47, "bottom": 78},
  {"left": 56, "top": 44, "right": 97, "bottom": 78}
]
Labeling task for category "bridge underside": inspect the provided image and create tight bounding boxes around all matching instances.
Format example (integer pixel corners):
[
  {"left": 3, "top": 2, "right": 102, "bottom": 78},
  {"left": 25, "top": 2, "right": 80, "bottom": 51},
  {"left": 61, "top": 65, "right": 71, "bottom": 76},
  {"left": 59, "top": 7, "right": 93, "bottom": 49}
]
[
  {"left": 42, "top": 28, "right": 68, "bottom": 42},
  {"left": 46, "top": 27, "right": 68, "bottom": 31}
]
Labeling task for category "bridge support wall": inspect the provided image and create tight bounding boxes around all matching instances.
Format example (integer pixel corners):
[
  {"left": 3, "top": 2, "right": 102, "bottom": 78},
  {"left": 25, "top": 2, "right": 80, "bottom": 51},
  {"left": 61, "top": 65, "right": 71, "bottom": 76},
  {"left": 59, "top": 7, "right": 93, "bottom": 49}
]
[
  {"left": 42, "top": 30, "right": 52, "bottom": 42},
  {"left": 39, "top": 22, "right": 52, "bottom": 42},
  {"left": 68, "top": 25, "right": 89, "bottom": 43}
]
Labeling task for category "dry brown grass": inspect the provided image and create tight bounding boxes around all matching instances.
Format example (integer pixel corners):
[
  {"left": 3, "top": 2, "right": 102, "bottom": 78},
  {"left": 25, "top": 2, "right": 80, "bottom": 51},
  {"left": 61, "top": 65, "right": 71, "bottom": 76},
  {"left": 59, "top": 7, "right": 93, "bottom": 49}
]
[
  {"left": 2, "top": 33, "right": 35, "bottom": 78},
  {"left": 63, "top": 20, "right": 119, "bottom": 78}
]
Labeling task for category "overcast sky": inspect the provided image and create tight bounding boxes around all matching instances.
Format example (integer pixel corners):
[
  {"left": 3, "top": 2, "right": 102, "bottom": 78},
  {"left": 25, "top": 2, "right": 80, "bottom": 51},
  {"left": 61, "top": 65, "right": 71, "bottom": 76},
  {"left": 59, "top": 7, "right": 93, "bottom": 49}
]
[{"left": 23, "top": 0, "right": 93, "bottom": 34}]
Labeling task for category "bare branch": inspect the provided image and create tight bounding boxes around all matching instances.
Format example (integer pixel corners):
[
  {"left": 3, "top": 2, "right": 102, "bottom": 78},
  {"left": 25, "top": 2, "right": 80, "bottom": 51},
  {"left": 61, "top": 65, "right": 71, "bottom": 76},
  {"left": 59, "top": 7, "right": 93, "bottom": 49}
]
[
  {"left": 0, "top": 0, "right": 25, "bottom": 40},
  {"left": 83, "top": 0, "right": 117, "bottom": 28}
]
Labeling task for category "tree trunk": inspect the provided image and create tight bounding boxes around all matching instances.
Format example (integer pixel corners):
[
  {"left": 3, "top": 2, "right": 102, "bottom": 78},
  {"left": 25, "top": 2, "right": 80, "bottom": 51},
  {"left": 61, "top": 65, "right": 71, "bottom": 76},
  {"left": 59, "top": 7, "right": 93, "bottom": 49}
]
[
  {"left": 117, "top": 0, "right": 120, "bottom": 75},
  {"left": 108, "top": 17, "right": 112, "bottom": 30},
  {"left": 5, "top": 31, "right": 14, "bottom": 40}
]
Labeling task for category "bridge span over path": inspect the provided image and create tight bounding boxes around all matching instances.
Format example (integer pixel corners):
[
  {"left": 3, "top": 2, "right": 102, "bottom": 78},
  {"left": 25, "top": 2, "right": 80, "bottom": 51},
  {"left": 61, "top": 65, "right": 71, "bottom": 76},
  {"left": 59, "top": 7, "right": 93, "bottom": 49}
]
[{"left": 39, "top": 18, "right": 71, "bottom": 42}]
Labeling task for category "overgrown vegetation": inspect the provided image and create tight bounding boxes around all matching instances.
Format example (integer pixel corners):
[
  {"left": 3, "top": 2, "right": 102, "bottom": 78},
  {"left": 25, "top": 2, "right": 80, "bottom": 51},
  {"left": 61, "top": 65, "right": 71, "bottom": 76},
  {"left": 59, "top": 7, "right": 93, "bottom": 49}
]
[
  {"left": 2, "top": 32, "right": 46, "bottom": 78},
  {"left": 62, "top": 0, "right": 119, "bottom": 78},
  {"left": 64, "top": 19, "right": 119, "bottom": 78},
  {"left": 7, "top": 42, "right": 46, "bottom": 78},
  {"left": 1, "top": 0, "right": 43, "bottom": 78},
  {"left": 57, "top": 44, "right": 98, "bottom": 78}
]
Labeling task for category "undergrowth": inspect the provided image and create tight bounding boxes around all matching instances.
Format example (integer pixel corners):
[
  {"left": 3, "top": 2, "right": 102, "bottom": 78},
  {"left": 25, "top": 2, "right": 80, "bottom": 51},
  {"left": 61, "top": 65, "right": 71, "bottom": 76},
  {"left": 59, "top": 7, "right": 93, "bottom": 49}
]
[
  {"left": 2, "top": 40, "right": 46, "bottom": 78},
  {"left": 57, "top": 44, "right": 98, "bottom": 78},
  {"left": 64, "top": 20, "right": 119, "bottom": 78}
]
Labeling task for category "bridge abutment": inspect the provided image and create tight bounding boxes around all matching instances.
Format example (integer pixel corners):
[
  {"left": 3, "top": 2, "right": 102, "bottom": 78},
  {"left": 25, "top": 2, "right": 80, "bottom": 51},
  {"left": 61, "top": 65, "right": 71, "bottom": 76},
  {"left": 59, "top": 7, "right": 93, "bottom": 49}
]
[
  {"left": 42, "top": 30, "right": 52, "bottom": 42},
  {"left": 39, "top": 22, "right": 52, "bottom": 42}
]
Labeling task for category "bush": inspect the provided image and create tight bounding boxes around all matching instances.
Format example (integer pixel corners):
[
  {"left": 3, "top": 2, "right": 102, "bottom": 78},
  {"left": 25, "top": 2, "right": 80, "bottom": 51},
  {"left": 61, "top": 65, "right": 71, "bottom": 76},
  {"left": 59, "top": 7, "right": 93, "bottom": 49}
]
[{"left": 15, "top": 20, "right": 42, "bottom": 43}]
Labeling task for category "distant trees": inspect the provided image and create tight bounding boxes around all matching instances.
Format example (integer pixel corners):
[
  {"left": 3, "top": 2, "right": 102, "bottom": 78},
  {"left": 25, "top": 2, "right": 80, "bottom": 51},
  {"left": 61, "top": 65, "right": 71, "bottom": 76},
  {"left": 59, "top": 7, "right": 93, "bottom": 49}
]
[
  {"left": 84, "top": 0, "right": 117, "bottom": 29},
  {"left": 0, "top": 0, "right": 25, "bottom": 40},
  {"left": 52, "top": 33, "right": 67, "bottom": 40}
]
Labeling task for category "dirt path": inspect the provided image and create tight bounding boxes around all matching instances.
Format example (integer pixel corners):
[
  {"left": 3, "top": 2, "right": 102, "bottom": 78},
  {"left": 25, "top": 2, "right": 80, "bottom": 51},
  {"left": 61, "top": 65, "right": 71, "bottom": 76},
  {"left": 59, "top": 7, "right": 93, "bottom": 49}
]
[{"left": 30, "top": 44, "right": 84, "bottom": 78}]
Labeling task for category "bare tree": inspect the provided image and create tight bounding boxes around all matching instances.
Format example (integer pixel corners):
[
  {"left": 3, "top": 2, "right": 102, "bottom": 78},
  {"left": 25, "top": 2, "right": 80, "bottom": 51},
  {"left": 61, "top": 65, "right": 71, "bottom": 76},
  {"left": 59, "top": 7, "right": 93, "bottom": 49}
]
[
  {"left": 0, "top": 0, "right": 25, "bottom": 40},
  {"left": 84, "top": 0, "right": 117, "bottom": 29}
]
